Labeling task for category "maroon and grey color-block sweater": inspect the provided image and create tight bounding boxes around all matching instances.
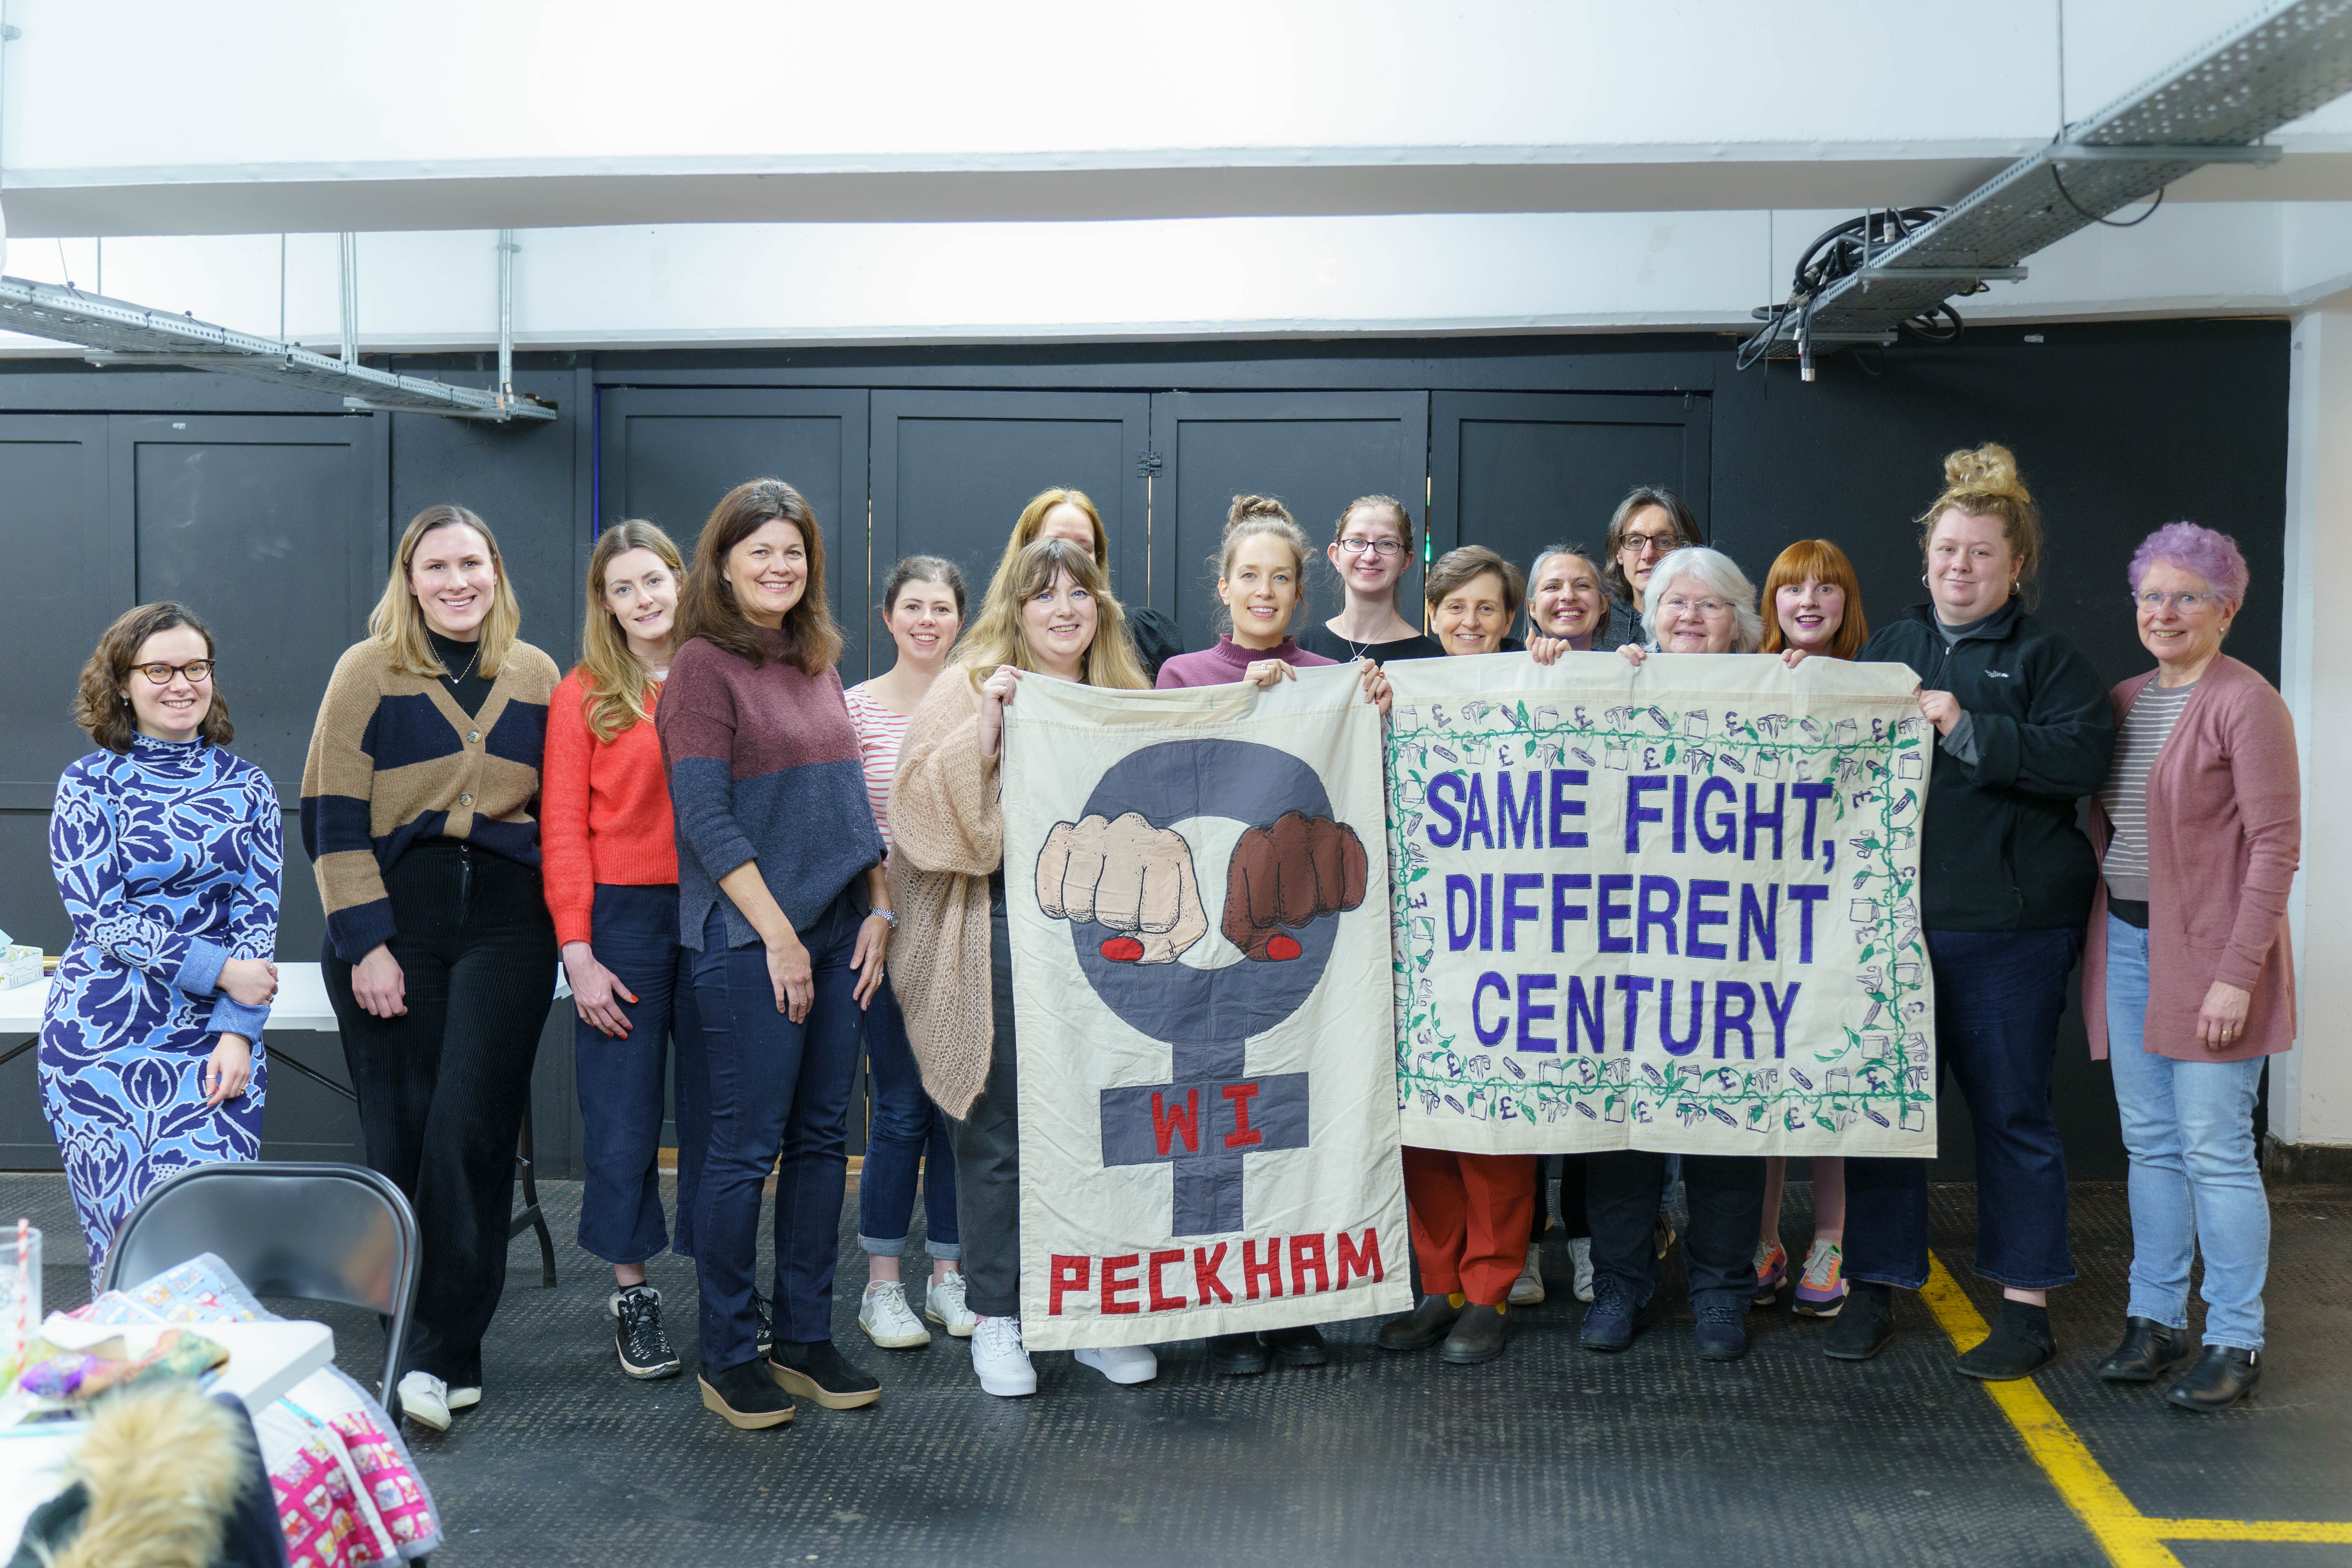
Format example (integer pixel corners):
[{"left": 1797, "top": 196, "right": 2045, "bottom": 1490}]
[{"left": 654, "top": 626, "right": 882, "bottom": 951}]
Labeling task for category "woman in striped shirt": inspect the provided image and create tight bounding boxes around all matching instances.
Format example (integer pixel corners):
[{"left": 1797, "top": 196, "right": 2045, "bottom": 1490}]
[{"left": 843, "top": 556, "right": 972, "bottom": 1352}]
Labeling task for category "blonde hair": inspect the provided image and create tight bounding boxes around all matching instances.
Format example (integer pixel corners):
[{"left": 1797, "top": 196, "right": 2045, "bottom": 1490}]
[
  {"left": 1215, "top": 495, "right": 1313, "bottom": 635},
  {"left": 578, "top": 520, "right": 686, "bottom": 743},
  {"left": 370, "top": 505, "right": 522, "bottom": 678},
  {"left": 959, "top": 537, "right": 1149, "bottom": 693},
  {"left": 1918, "top": 442, "right": 2043, "bottom": 600},
  {"left": 997, "top": 488, "right": 1110, "bottom": 584}
]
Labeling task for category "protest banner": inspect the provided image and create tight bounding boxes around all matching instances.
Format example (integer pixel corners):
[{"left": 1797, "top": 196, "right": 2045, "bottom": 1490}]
[
  {"left": 1002, "top": 666, "right": 1409, "bottom": 1350},
  {"left": 1384, "top": 651, "right": 1935, "bottom": 1159}
]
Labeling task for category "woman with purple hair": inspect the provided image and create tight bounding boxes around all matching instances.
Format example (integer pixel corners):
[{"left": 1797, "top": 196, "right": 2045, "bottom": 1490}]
[{"left": 2084, "top": 522, "right": 2299, "bottom": 1413}]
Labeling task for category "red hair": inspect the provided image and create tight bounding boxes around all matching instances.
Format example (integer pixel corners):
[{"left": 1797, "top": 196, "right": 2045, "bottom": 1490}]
[{"left": 1758, "top": 539, "right": 1869, "bottom": 660}]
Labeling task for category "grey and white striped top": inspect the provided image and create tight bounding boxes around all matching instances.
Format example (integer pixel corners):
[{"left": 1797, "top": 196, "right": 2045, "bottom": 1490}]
[{"left": 2098, "top": 680, "right": 2198, "bottom": 902}]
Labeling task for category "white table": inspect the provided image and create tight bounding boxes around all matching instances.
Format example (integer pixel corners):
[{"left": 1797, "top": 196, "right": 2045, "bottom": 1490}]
[
  {"left": 2, "top": 961, "right": 573, "bottom": 1283},
  {"left": 0, "top": 1317, "right": 336, "bottom": 1551}
]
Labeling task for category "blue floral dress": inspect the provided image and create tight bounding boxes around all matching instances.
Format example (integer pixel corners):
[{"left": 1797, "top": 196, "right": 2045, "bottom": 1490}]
[{"left": 38, "top": 733, "right": 282, "bottom": 1285}]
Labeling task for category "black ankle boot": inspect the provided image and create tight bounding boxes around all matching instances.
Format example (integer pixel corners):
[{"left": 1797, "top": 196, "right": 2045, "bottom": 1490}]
[
  {"left": 2097, "top": 1317, "right": 2192, "bottom": 1383},
  {"left": 1206, "top": 1331, "right": 1270, "bottom": 1375},
  {"left": 1823, "top": 1281, "right": 1894, "bottom": 1362},
  {"left": 2165, "top": 1345, "right": 2259, "bottom": 1411},
  {"left": 1378, "top": 1294, "right": 1462, "bottom": 1352},
  {"left": 1956, "top": 1300, "right": 2055, "bottom": 1381},
  {"left": 1440, "top": 1303, "right": 1510, "bottom": 1365},
  {"left": 1259, "top": 1324, "right": 1330, "bottom": 1367},
  {"left": 700, "top": 1358, "right": 794, "bottom": 1429},
  {"left": 767, "top": 1339, "right": 882, "bottom": 1409}
]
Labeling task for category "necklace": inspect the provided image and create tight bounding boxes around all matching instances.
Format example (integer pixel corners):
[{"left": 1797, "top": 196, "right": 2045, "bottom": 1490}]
[{"left": 442, "top": 644, "right": 481, "bottom": 690}]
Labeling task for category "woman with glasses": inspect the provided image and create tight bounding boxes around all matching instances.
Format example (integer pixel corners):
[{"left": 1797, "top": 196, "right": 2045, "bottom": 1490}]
[
  {"left": 2084, "top": 524, "right": 2297, "bottom": 1412},
  {"left": 1600, "top": 486, "right": 1704, "bottom": 648},
  {"left": 42, "top": 602, "right": 281, "bottom": 1288},
  {"left": 1586, "top": 547, "right": 1770, "bottom": 1362},
  {"left": 1831, "top": 445, "right": 2114, "bottom": 1381},
  {"left": 1300, "top": 495, "right": 1442, "bottom": 664}
]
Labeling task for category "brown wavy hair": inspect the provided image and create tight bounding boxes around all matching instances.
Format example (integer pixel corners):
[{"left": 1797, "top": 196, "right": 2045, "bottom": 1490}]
[
  {"left": 678, "top": 479, "right": 843, "bottom": 675},
  {"left": 578, "top": 519, "right": 686, "bottom": 742},
  {"left": 1425, "top": 545, "right": 1526, "bottom": 619},
  {"left": 1602, "top": 485, "right": 1703, "bottom": 603},
  {"left": 76, "top": 602, "right": 233, "bottom": 753},
  {"left": 1759, "top": 539, "right": 1870, "bottom": 660}
]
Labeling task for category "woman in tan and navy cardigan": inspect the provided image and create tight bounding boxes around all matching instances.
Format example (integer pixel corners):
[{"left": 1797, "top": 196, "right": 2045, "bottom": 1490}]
[{"left": 301, "top": 503, "right": 561, "bottom": 1434}]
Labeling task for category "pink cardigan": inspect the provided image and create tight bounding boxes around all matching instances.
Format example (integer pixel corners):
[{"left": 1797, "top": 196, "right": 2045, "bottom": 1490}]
[{"left": 2082, "top": 655, "right": 2300, "bottom": 1063}]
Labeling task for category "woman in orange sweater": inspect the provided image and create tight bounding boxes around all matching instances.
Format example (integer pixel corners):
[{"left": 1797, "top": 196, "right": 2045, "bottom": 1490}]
[{"left": 543, "top": 520, "right": 704, "bottom": 1383}]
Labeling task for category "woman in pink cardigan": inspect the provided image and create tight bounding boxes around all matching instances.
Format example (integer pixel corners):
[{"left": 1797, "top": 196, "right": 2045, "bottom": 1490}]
[{"left": 2084, "top": 522, "right": 2299, "bottom": 1413}]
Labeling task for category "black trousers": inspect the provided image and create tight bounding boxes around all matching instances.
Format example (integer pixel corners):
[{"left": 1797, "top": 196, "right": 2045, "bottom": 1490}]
[
  {"left": 944, "top": 878, "right": 1021, "bottom": 1319},
  {"left": 325, "top": 841, "right": 557, "bottom": 1387},
  {"left": 1586, "top": 1150, "right": 1763, "bottom": 1307},
  {"left": 1531, "top": 1154, "right": 1592, "bottom": 1244}
]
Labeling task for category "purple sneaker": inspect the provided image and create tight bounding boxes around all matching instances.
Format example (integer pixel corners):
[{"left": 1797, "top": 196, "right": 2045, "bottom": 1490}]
[
  {"left": 1752, "top": 1238, "right": 1788, "bottom": 1305},
  {"left": 1794, "top": 1237, "right": 1849, "bottom": 1317}
]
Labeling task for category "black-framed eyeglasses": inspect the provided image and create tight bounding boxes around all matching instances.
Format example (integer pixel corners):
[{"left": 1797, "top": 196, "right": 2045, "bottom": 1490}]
[
  {"left": 131, "top": 660, "right": 215, "bottom": 685},
  {"left": 1337, "top": 537, "right": 1405, "bottom": 558}
]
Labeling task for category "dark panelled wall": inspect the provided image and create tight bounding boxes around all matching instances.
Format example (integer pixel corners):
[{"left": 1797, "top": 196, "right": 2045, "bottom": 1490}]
[{"left": 0, "top": 322, "right": 2291, "bottom": 1184}]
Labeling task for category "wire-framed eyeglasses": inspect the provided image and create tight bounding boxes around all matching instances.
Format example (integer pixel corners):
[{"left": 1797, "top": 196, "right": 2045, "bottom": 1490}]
[
  {"left": 2131, "top": 590, "right": 2214, "bottom": 612},
  {"left": 130, "top": 659, "right": 215, "bottom": 685}
]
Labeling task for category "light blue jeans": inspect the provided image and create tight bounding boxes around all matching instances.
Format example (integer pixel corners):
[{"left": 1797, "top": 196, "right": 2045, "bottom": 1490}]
[{"left": 2105, "top": 912, "right": 2269, "bottom": 1351}]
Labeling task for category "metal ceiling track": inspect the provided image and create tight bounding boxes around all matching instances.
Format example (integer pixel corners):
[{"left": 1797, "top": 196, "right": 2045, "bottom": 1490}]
[
  {"left": 1739, "top": 0, "right": 2352, "bottom": 375},
  {"left": 0, "top": 244, "right": 554, "bottom": 422}
]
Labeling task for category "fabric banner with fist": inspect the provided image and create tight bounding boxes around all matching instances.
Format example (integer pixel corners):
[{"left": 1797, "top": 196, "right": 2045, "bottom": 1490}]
[{"left": 1002, "top": 667, "right": 1407, "bottom": 1350}]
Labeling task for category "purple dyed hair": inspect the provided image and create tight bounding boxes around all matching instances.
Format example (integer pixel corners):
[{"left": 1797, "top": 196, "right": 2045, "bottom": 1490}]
[{"left": 2129, "top": 521, "right": 2250, "bottom": 605}]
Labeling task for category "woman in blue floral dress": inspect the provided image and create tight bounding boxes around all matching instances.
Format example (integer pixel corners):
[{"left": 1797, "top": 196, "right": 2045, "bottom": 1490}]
[{"left": 40, "top": 601, "right": 282, "bottom": 1286}]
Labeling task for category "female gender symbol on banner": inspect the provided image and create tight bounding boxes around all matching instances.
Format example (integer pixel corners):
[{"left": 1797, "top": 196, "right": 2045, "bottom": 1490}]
[{"left": 1032, "top": 739, "right": 1366, "bottom": 1235}]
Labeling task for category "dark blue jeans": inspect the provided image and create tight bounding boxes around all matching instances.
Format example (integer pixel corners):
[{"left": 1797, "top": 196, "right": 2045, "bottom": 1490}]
[
  {"left": 1844, "top": 926, "right": 2084, "bottom": 1292},
  {"left": 691, "top": 891, "right": 864, "bottom": 1369},
  {"left": 572, "top": 883, "right": 707, "bottom": 1267},
  {"left": 856, "top": 979, "right": 960, "bottom": 1261}
]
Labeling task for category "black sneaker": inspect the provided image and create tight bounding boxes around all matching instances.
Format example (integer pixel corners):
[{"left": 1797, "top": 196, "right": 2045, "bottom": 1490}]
[
  {"left": 1956, "top": 1300, "right": 2055, "bottom": 1381},
  {"left": 767, "top": 1338, "right": 883, "bottom": 1410},
  {"left": 1691, "top": 1290, "right": 1750, "bottom": 1362},
  {"left": 1824, "top": 1281, "right": 1895, "bottom": 1361},
  {"left": 753, "top": 1289, "right": 775, "bottom": 1356},
  {"left": 700, "top": 1358, "right": 794, "bottom": 1430},
  {"left": 611, "top": 1286, "right": 682, "bottom": 1381}
]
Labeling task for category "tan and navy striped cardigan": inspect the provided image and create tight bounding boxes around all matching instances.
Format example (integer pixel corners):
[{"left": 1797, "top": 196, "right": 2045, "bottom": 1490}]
[{"left": 299, "top": 638, "right": 560, "bottom": 962}]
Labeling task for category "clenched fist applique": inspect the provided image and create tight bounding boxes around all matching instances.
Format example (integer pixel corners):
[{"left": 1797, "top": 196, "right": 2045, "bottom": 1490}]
[
  {"left": 1037, "top": 812, "right": 1210, "bottom": 964},
  {"left": 1221, "top": 810, "right": 1368, "bottom": 961}
]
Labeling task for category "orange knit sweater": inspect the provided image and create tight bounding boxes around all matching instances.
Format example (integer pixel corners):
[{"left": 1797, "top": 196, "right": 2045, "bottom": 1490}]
[{"left": 541, "top": 670, "right": 681, "bottom": 947}]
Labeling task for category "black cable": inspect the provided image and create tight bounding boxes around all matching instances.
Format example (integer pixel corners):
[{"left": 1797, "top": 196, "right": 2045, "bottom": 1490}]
[{"left": 2048, "top": 161, "right": 2165, "bottom": 227}]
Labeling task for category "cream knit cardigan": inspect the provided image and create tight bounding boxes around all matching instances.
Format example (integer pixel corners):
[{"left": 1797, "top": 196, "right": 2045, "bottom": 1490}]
[{"left": 885, "top": 667, "right": 1004, "bottom": 1119}]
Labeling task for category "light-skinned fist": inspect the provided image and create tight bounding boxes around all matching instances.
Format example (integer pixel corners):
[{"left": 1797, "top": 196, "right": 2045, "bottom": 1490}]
[{"left": 1036, "top": 812, "right": 1208, "bottom": 963}]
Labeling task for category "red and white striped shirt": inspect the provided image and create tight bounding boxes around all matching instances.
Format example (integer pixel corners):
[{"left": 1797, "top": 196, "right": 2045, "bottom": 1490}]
[{"left": 843, "top": 682, "right": 914, "bottom": 851}]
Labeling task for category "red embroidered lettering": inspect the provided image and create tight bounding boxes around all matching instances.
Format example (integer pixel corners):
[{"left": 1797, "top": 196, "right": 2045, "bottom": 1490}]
[
  {"left": 1151, "top": 1089, "right": 1201, "bottom": 1155},
  {"left": 1222, "top": 1082, "right": 1263, "bottom": 1148},
  {"left": 1242, "top": 1238, "right": 1284, "bottom": 1300},
  {"left": 1049, "top": 1254, "right": 1092, "bottom": 1316},
  {"left": 1100, "top": 1253, "right": 1142, "bottom": 1314},
  {"left": 1336, "top": 1228, "right": 1386, "bottom": 1287},
  {"left": 1290, "top": 1234, "right": 1330, "bottom": 1295},
  {"left": 1147, "top": 1249, "right": 1187, "bottom": 1312},
  {"left": 1192, "top": 1244, "right": 1234, "bottom": 1304}
]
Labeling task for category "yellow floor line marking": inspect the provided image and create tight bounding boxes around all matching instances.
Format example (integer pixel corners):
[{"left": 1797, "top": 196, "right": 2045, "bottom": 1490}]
[{"left": 1920, "top": 1253, "right": 2352, "bottom": 1560}]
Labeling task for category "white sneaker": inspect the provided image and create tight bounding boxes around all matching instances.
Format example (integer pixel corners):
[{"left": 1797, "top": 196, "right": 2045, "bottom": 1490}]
[
  {"left": 447, "top": 1385, "right": 481, "bottom": 1411},
  {"left": 397, "top": 1371, "right": 451, "bottom": 1432},
  {"left": 926, "top": 1268, "right": 979, "bottom": 1338},
  {"left": 1074, "top": 1343, "right": 1158, "bottom": 1385},
  {"left": 1570, "top": 1236, "right": 1596, "bottom": 1303},
  {"left": 1508, "top": 1243, "right": 1547, "bottom": 1306},
  {"left": 860, "top": 1280, "right": 934, "bottom": 1348},
  {"left": 970, "top": 1315, "right": 1037, "bottom": 1397}
]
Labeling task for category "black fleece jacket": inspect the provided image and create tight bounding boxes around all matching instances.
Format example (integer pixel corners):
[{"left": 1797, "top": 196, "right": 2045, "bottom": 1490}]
[{"left": 1861, "top": 600, "right": 2115, "bottom": 932}]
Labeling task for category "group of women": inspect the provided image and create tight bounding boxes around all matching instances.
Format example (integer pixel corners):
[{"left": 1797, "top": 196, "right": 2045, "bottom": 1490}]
[{"left": 35, "top": 440, "right": 2299, "bottom": 1435}]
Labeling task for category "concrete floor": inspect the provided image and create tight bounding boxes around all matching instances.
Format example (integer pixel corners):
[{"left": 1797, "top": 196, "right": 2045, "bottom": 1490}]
[{"left": 5, "top": 1172, "right": 2348, "bottom": 1568}]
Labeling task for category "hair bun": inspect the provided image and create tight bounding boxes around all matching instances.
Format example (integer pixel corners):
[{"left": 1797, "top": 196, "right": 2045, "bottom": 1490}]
[
  {"left": 1942, "top": 442, "right": 2029, "bottom": 503},
  {"left": 1226, "top": 494, "right": 1293, "bottom": 530}
]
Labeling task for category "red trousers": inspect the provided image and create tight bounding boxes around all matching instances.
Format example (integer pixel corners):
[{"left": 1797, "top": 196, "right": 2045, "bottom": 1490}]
[{"left": 1401, "top": 1147, "right": 1537, "bottom": 1307}]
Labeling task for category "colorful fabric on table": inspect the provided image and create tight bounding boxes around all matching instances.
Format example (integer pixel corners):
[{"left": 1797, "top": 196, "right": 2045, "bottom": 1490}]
[{"left": 38, "top": 734, "right": 281, "bottom": 1288}]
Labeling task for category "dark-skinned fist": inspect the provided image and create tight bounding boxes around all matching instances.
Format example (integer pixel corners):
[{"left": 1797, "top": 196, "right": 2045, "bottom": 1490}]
[{"left": 1222, "top": 811, "right": 1368, "bottom": 961}]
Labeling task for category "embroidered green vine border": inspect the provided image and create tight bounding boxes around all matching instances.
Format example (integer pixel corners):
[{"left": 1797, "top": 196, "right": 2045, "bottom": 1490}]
[{"left": 1384, "top": 692, "right": 1933, "bottom": 1141}]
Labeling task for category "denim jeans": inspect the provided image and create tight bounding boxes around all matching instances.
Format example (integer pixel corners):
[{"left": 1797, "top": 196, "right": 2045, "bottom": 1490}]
[
  {"left": 1586, "top": 1150, "right": 1764, "bottom": 1306},
  {"left": 1844, "top": 926, "right": 2083, "bottom": 1293},
  {"left": 2105, "top": 912, "right": 2269, "bottom": 1351},
  {"left": 856, "top": 978, "right": 960, "bottom": 1261},
  {"left": 573, "top": 883, "right": 707, "bottom": 1267},
  {"left": 690, "top": 891, "right": 865, "bottom": 1368}
]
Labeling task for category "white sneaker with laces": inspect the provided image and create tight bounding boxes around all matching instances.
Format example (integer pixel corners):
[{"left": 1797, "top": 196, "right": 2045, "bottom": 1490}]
[
  {"left": 1569, "top": 1236, "right": 1596, "bottom": 1303},
  {"left": 860, "top": 1280, "right": 934, "bottom": 1348},
  {"left": 926, "top": 1268, "right": 979, "bottom": 1338},
  {"left": 397, "top": 1371, "right": 452, "bottom": 1432},
  {"left": 1074, "top": 1343, "right": 1158, "bottom": 1385},
  {"left": 1508, "top": 1243, "right": 1547, "bottom": 1306},
  {"left": 447, "top": 1385, "right": 481, "bottom": 1411},
  {"left": 970, "top": 1314, "right": 1037, "bottom": 1397}
]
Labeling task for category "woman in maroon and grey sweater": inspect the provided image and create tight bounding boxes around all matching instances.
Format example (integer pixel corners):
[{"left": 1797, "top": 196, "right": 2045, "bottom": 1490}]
[{"left": 656, "top": 479, "right": 892, "bottom": 1431}]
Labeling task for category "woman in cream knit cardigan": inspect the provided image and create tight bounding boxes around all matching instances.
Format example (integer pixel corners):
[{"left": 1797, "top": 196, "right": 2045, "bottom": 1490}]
[{"left": 887, "top": 535, "right": 1157, "bottom": 1400}]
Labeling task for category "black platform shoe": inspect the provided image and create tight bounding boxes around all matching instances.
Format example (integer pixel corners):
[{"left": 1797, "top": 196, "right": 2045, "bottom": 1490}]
[
  {"left": 2165, "top": 1345, "right": 2259, "bottom": 1411},
  {"left": 700, "top": 1359, "right": 794, "bottom": 1430},
  {"left": 767, "top": 1338, "right": 882, "bottom": 1410},
  {"left": 1440, "top": 1303, "right": 1510, "bottom": 1365},
  {"left": 1377, "top": 1293, "right": 1462, "bottom": 1352},
  {"left": 1207, "top": 1331, "right": 1271, "bottom": 1375},
  {"left": 2097, "top": 1317, "right": 2192, "bottom": 1383}
]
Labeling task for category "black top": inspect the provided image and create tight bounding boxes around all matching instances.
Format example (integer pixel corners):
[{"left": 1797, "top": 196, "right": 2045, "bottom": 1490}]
[
  {"left": 1125, "top": 607, "right": 1186, "bottom": 684},
  {"left": 1858, "top": 600, "right": 2116, "bottom": 932},
  {"left": 427, "top": 628, "right": 496, "bottom": 718},
  {"left": 1299, "top": 622, "right": 1444, "bottom": 664}
]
